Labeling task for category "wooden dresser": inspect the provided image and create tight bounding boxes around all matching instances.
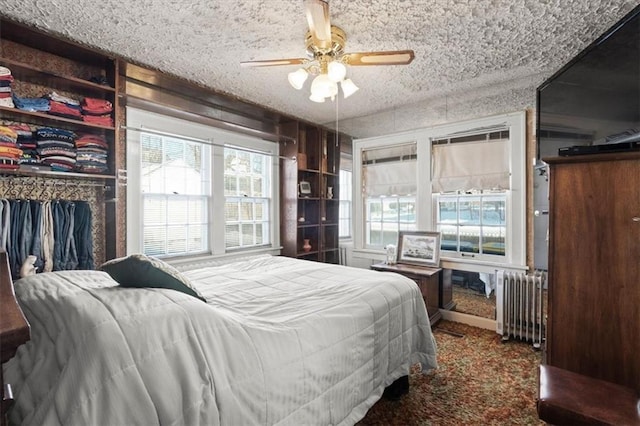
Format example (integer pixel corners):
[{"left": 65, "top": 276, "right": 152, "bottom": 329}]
[
  {"left": 544, "top": 152, "right": 640, "bottom": 390},
  {"left": 537, "top": 152, "right": 640, "bottom": 424},
  {"left": 0, "top": 251, "right": 30, "bottom": 425},
  {"left": 370, "top": 262, "right": 445, "bottom": 325}
]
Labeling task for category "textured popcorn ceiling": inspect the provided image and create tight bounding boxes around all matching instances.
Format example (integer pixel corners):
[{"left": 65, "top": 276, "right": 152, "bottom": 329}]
[{"left": 1, "top": 0, "right": 637, "bottom": 137}]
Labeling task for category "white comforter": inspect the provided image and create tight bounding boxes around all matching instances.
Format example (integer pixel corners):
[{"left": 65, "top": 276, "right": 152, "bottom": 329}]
[{"left": 4, "top": 255, "right": 437, "bottom": 426}]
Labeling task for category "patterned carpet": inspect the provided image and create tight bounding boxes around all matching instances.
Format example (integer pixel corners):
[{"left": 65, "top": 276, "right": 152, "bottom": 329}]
[
  {"left": 357, "top": 320, "right": 544, "bottom": 425},
  {"left": 453, "top": 286, "right": 496, "bottom": 319}
]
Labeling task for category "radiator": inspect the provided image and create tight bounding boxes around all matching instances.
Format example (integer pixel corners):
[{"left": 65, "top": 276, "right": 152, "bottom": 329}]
[
  {"left": 496, "top": 270, "right": 546, "bottom": 349},
  {"left": 339, "top": 246, "right": 347, "bottom": 265}
]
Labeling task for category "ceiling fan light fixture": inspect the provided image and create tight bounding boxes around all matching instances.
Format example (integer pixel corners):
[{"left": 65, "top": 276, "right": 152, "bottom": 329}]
[
  {"left": 309, "top": 92, "right": 326, "bottom": 103},
  {"left": 310, "top": 73, "right": 336, "bottom": 98},
  {"left": 327, "top": 61, "right": 346, "bottom": 82},
  {"left": 288, "top": 68, "right": 309, "bottom": 90},
  {"left": 341, "top": 78, "right": 359, "bottom": 98}
]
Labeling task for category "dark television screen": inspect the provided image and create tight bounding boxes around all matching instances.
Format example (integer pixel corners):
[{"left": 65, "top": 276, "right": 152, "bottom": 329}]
[{"left": 537, "top": 5, "right": 640, "bottom": 159}]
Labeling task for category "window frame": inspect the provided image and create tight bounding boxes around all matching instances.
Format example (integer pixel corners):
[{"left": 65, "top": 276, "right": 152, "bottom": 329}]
[
  {"left": 338, "top": 168, "right": 353, "bottom": 239},
  {"left": 223, "top": 146, "right": 272, "bottom": 250},
  {"left": 353, "top": 111, "right": 526, "bottom": 270},
  {"left": 126, "top": 107, "right": 280, "bottom": 259}
]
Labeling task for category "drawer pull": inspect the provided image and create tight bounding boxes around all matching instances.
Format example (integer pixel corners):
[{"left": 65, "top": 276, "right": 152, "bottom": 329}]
[{"left": 633, "top": 217, "right": 640, "bottom": 222}]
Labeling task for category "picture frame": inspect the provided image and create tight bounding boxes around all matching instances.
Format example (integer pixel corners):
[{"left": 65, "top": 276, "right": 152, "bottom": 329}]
[
  {"left": 298, "top": 181, "right": 312, "bottom": 196},
  {"left": 397, "top": 231, "right": 441, "bottom": 267}
]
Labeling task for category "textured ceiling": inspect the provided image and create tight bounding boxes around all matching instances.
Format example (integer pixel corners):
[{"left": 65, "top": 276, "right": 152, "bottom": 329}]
[{"left": 0, "top": 0, "right": 638, "bottom": 138}]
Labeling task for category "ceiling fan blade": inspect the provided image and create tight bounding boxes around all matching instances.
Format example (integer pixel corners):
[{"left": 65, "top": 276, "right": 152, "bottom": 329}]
[
  {"left": 240, "top": 58, "right": 307, "bottom": 68},
  {"left": 343, "top": 50, "right": 415, "bottom": 66},
  {"left": 304, "top": 0, "right": 331, "bottom": 50}
]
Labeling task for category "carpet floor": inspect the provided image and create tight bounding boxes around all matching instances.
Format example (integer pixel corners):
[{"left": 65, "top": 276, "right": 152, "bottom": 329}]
[
  {"left": 357, "top": 320, "right": 545, "bottom": 425},
  {"left": 452, "top": 286, "right": 496, "bottom": 319}
]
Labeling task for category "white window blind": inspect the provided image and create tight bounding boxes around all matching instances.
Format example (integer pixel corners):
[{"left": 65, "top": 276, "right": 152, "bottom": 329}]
[
  {"left": 140, "top": 133, "right": 210, "bottom": 256},
  {"left": 362, "top": 143, "right": 417, "bottom": 197},
  {"left": 431, "top": 128, "right": 510, "bottom": 193}
]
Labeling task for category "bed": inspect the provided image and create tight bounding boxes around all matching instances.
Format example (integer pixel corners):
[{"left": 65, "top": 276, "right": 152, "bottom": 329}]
[{"left": 1, "top": 253, "right": 437, "bottom": 425}]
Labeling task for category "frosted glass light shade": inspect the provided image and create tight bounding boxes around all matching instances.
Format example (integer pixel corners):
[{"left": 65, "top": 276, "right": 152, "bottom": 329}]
[
  {"left": 309, "top": 92, "right": 326, "bottom": 103},
  {"left": 341, "top": 78, "right": 359, "bottom": 98},
  {"left": 327, "top": 61, "right": 347, "bottom": 82},
  {"left": 310, "top": 74, "right": 338, "bottom": 99},
  {"left": 288, "top": 68, "right": 308, "bottom": 90}
]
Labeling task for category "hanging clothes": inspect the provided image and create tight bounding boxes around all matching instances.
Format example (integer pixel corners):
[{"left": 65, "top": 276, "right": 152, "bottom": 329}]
[{"left": 1, "top": 198, "right": 94, "bottom": 279}]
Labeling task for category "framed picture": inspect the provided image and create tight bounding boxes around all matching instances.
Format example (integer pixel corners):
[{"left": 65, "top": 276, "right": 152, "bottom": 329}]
[
  {"left": 397, "top": 231, "right": 441, "bottom": 267},
  {"left": 298, "top": 181, "right": 311, "bottom": 196}
]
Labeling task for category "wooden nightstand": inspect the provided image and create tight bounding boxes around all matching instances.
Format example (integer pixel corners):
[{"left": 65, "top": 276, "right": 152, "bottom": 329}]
[
  {"left": 0, "top": 251, "right": 30, "bottom": 426},
  {"left": 371, "top": 262, "right": 444, "bottom": 326}
]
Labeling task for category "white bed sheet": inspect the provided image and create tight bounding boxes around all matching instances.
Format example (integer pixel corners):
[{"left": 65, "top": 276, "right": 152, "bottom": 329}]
[{"left": 4, "top": 255, "right": 437, "bottom": 425}]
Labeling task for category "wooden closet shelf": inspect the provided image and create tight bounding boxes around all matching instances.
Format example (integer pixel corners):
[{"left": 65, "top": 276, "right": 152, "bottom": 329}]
[{"left": 1, "top": 57, "right": 116, "bottom": 93}]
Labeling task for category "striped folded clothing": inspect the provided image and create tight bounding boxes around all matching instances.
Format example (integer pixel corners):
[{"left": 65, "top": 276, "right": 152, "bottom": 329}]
[
  {"left": 0, "top": 126, "right": 18, "bottom": 143},
  {"left": 41, "top": 155, "right": 76, "bottom": 168},
  {"left": 0, "top": 145, "right": 23, "bottom": 158},
  {"left": 82, "top": 114, "right": 113, "bottom": 126},
  {"left": 45, "top": 91, "right": 80, "bottom": 106},
  {"left": 0, "top": 157, "right": 20, "bottom": 170},
  {"left": 76, "top": 133, "right": 109, "bottom": 149},
  {"left": 35, "top": 127, "right": 77, "bottom": 143},
  {"left": 37, "top": 147, "right": 76, "bottom": 158}
]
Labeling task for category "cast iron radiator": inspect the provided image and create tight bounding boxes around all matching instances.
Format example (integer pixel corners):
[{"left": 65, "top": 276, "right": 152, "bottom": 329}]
[{"left": 496, "top": 270, "right": 546, "bottom": 349}]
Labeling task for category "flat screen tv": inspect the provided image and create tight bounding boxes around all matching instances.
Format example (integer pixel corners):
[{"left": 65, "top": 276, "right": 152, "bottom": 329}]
[{"left": 537, "top": 4, "right": 640, "bottom": 159}]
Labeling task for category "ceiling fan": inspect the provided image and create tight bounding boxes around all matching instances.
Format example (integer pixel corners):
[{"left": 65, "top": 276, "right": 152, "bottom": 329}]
[{"left": 240, "top": 0, "right": 415, "bottom": 102}]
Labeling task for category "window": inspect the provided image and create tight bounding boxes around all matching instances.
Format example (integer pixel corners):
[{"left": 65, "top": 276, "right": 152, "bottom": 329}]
[
  {"left": 365, "top": 196, "right": 416, "bottom": 246},
  {"left": 140, "top": 133, "right": 210, "bottom": 256},
  {"left": 126, "top": 108, "right": 279, "bottom": 258},
  {"left": 339, "top": 169, "right": 352, "bottom": 238},
  {"left": 224, "top": 147, "right": 271, "bottom": 249},
  {"left": 353, "top": 111, "right": 525, "bottom": 268},
  {"left": 431, "top": 126, "right": 513, "bottom": 261},
  {"left": 436, "top": 193, "right": 506, "bottom": 257},
  {"left": 361, "top": 143, "right": 417, "bottom": 248}
]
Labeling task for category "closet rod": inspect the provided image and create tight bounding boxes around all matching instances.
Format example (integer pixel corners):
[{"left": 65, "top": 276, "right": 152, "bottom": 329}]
[{"left": 122, "top": 125, "right": 297, "bottom": 162}]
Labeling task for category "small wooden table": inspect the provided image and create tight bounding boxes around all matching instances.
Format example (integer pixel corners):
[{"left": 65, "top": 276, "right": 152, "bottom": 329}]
[{"left": 371, "top": 262, "right": 445, "bottom": 326}]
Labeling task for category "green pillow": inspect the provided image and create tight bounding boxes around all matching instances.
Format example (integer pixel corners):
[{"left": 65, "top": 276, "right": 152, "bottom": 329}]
[{"left": 101, "top": 254, "right": 206, "bottom": 302}]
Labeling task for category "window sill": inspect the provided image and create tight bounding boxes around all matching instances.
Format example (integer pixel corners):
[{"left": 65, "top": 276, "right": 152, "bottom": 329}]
[{"left": 167, "top": 246, "right": 282, "bottom": 271}]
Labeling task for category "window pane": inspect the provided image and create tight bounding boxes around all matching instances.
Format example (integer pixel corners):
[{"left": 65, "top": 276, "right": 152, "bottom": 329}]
[
  {"left": 224, "top": 148, "right": 271, "bottom": 250},
  {"left": 459, "top": 197, "right": 481, "bottom": 225},
  {"left": 188, "top": 225, "right": 205, "bottom": 252},
  {"left": 437, "top": 193, "right": 506, "bottom": 257},
  {"left": 241, "top": 224, "right": 254, "bottom": 245},
  {"left": 225, "top": 224, "right": 240, "bottom": 248},
  {"left": 365, "top": 195, "right": 415, "bottom": 248},
  {"left": 252, "top": 176, "right": 263, "bottom": 197},
  {"left": 144, "top": 197, "right": 166, "bottom": 225},
  {"left": 255, "top": 200, "right": 266, "bottom": 220},
  {"left": 144, "top": 226, "right": 166, "bottom": 256},
  {"left": 188, "top": 199, "right": 204, "bottom": 223},
  {"left": 140, "top": 132, "right": 210, "bottom": 257},
  {"left": 255, "top": 223, "right": 264, "bottom": 245},
  {"left": 167, "top": 198, "right": 188, "bottom": 223},
  {"left": 224, "top": 175, "right": 237, "bottom": 196},
  {"left": 240, "top": 201, "right": 253, "bottom": 220},
  {"left": 238, "top": 176, "right": 251, "bottom": 196},
  {"left": 166, "top": 226, "right": 187, "bottom": 254},
  {"left": 225, "top": 201, "right": 239, "bottom": 221}
]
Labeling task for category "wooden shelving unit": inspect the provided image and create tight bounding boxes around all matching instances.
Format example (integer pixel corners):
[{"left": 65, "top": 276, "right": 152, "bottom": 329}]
[
  {"left": 280, "top": 120, "right": 347, "bottom": 264},
  {"left": 0, "top": 17, "right": 123, "bottom": 260}
]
